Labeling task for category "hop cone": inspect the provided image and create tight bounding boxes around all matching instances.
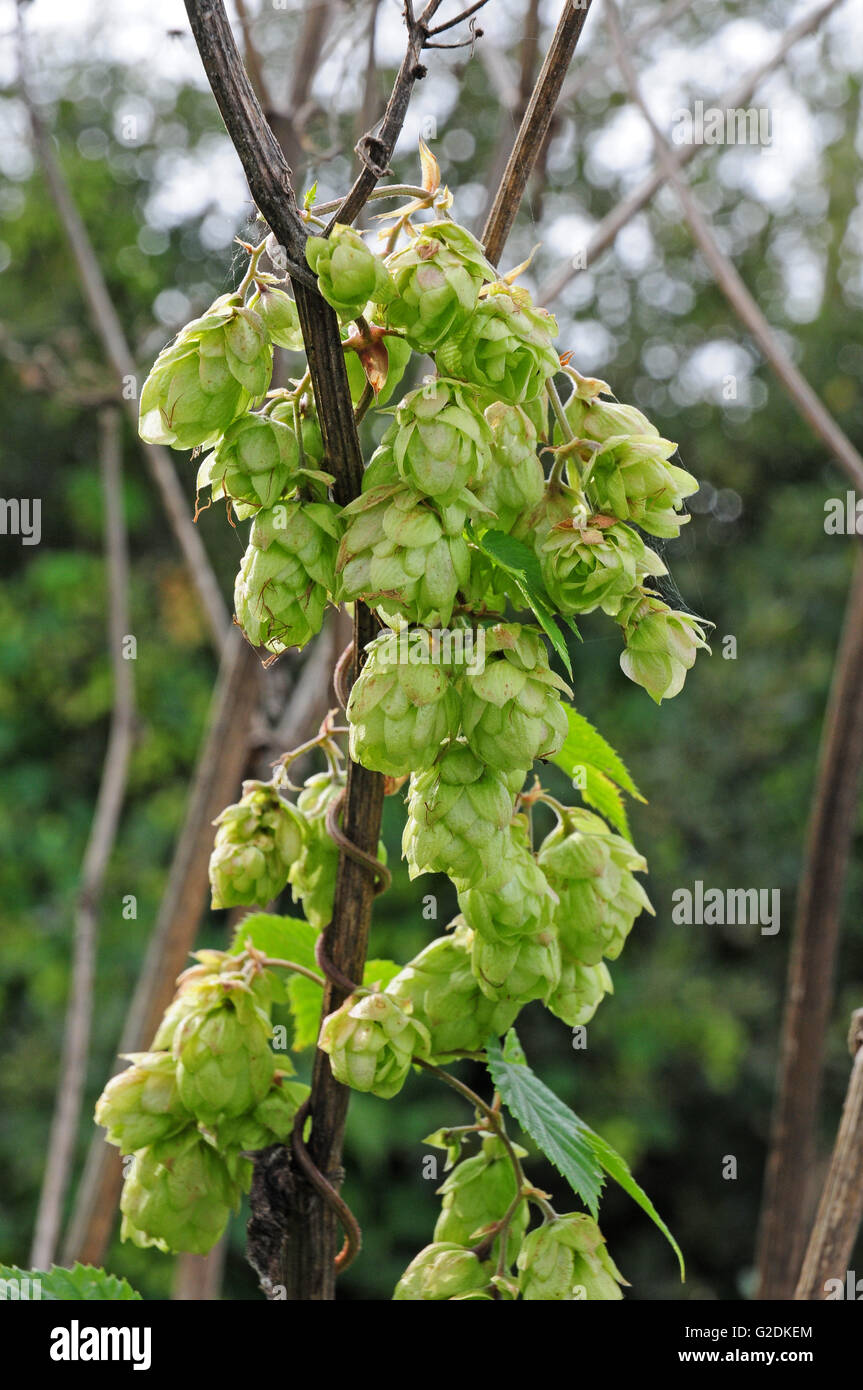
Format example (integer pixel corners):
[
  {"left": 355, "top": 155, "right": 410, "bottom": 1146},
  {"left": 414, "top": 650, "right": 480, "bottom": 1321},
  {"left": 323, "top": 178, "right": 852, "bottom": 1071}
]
[
  {"left": 584, "top": 434, "right": 698, "bottom": 539},
  {"left": 460, "top": 624, "right": 570, "bottom": 772},
  {"left": 436, "top": 286, "right": 559, "bottom": 405},
  {"left": 254, "top": 285, "right": 304, "bottom": 350},
  {"left": 198, "top": 412, "right": 300, "bottom": 511},
  {"left": 457, "top": 825, "right": 556, "bottom": 945},
  {"left": 541, "top": 512, "right": 666, "bottom": 617},
  {"left": 471, "top": 921, "right": 561, "bottom": 1006},
  {"left": 475, "top": 401, "right": 545, "bottom": 533},
  {"left": 346, "top": 629, "right": 461, "bottom": 777},
  {"left": 120, "top": 1128, "right": 238, "bottom": 1256},
  {"left": 538, "top": 808, "right": 653, "bottom": 965},
  {"left": 385, "top": 919, "right": 519, "bottom": 1061},
  {"left": 172, "top": 974, "right": 275, "bottom": 1122},
  {"left": 393, "top": 1243, "right": 490, "bottom": 1301},
  {"left": 318, "top": 990, "right": 430, "bottom": 1099},
  {"left": 235, "top": 500, "right": 340, "bottom": 654},
  {"left": 548, "top": 957, "right": 613, "bottom": 1027},
  {"left": 270, "top": 396, "right": 325, "bottom": 469},
  {"left": 517, "top": 1214, "right": 625, "bottom": 1301},
  {"left": 387, "top": 378, "right": 492, "bottom": 504},
  {"left": 151, "top": 950, "right": 271, "bottom": 1050},
  {"left": 618, "top": 589, "right": 711, "bottom": 702},
  {"left": 337, "top": 482, "right": 470, "bottom": 629},
  {"left": 288, "top": 769, "right": 340, "bottom": 930},
  {"left": 213, "top": 1071, "right": 310, "bottom": 1154},
  {"left": 434, "top": 1136, "right": 528, "bottom": 1263},
  {"left": 563, "top": 388, "right": 659, "bottom": 444},
  {"left": 403, "top": 742, "right": 515, "bottom": 887},
  {"left": 95, "top": 1052, "right": 188, "bottom": 1153},
  {"left": 305, "top": 224, "right": 396, "bottom": 321},
  {"left": 385, "top": 221, "right": 494, "bottom": 351},
  {"left": 139, "top": 294, "right": 272, "bottom": 449},
  {"left": 209, "top": 779, "right": 305, "bottom": 909}
]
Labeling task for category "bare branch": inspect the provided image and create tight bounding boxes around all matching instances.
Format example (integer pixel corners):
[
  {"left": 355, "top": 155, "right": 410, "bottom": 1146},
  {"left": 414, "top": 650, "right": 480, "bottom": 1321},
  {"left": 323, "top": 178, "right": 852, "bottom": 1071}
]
[
  {"left": 428, "top": 0, "right": 491, "bottom": 37},
  {"left": 481, "top": 0, "right": 595, "bottom": 267},
  {"left": 537, "top": 0, "right": 846, "bottom": 305},
  {"left": 604, "top": 0, "right": 863, "bottom": 494},
  {"left": 31, "top": 409, "right": 136, "bottom": 1269},
  {"left": 794, "top": 1010, "right": 863, "bottom": 1300}
]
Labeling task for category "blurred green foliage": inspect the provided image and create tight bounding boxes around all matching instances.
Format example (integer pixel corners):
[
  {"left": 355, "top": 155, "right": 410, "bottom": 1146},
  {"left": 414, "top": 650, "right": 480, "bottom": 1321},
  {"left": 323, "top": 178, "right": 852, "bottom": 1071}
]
[{"left": 1, "top": 0, "right": 862, "bottom": 1301}]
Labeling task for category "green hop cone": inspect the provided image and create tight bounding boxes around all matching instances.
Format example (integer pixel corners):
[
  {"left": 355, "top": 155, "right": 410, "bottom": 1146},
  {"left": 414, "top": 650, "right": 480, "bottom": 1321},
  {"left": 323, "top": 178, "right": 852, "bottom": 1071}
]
[
  {"left": 346, "top": 629, "right": 462, "bottom": 777},
  {"left": 618, "top": 588, "right": 711, "bottom": 702},
  {"left": 139, "top": 294, "right": 272, "bottom": 449},
  {"left": 562, "top": 383, "right": 660, "bottom": 444},
  {"left": 209, "top": 779, "right": 305, "bottom": 909},
  {"left": 197, "top": 412, "right": 300, "bottom": 511},
  {"left": 95, "top": 1051, "right": 188, "bottom": 1152},
  {"left": 517, "top": 1214, "right": 626, "bottom": 1300},
  {"left": 172, "top": 974, "right": 275, "bottom": 1122},
  {"left": 583, "top": 434, "right": 698, "bottom": 539},
  {"left": 393, "top": 1242, "right": 490, "bottom": 1301},
  {"left": 471, "top": 920, "right": 561, "bottom": 1006},
  {"left": 384, "top": 220, "right": 495, "bottom": 352},
  {"left": 254, "top": 284, "right": 304, "bottom": 350},
  {"left": 434, "top": 1136, "right": 529, "bottom": 1264},
  {"left": 548, "top": 956, "right": 614, "bottom": 1027},
  {"left": 234, "top": 499, "right": 341, "bottom": 654},
  {"left": 475, "top": 401, "right": 545, "bottom": 533},
  {"left": 286, "top": 768, "right": 342, "bottom": 930},
  {"left": 120, "top": 1127, "right": 238, "bottom": 1256},
  {"left": 387, "top": 378, "right": 492, "bottom": 504},
  {"left": 540, "top": 510, "right": 667, "bottom": 617},
  {"left": 212, "top": 1071, "right": 310, "bottom": 1156},
  {"left": 460, "top": 623, "right": 570, "bottom": 772},
  {"left": 318, "top": 990, "right": 430, "bottom": 1100},
  {"left": 305, "top": 224, "right": 396, "bottom": 321},
  {"left": 436, "top": 285, "right": 559, "bottom": 405},
  {"left": 337, "top": 481, "right": 470, "bottom": 629},
  {"left": 270, "top": 396, "right": 326, "bottom": 470},
  {"left": 385, "top": 918, "right": 519, "bottom": 1062},
  {"left": 403, "top": 742, "right": 515, "bottom": 887},
  {"left": 537, "top": 808, "right": 653, "bottom": 965},
  {"left": 457, "top": 824, "right": 557, "bottom": 945}
]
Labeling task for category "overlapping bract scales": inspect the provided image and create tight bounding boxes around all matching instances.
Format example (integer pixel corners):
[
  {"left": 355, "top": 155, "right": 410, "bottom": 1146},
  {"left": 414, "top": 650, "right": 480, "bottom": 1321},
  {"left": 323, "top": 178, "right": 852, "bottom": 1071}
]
[
  {"left": 346, "top": 629, "right": 462, "bottom": 777},
  {"left": 139, "top": 294, "right": 272, "bottom": 449},
  {"left": 436, "top": 284, "right": 559, "bottom": 404},
  {"left": 459, "top": 623, "right": 570, "bottom": 772},
  {"left": 617, "top": 588, "right": 712, "bottom": 703},
  {"left": 516, "top": 1214, "right": 626, "bottom": 1301},
  {"left": 234, "top": 500, "right": 341, "bottom": 654},
  {"left": 305, "top": 223, "right": 396, "bottom": 321},
  {"left": 476, "top": 401, "right": 545, "bottom": 533},
  {"left": 384, "top": 220, "right": 496, "bottom": 352},
  {"left": 208, "top": 778, "right": 305, "bottom": 909},
  {"left": 318, "top": 989, "right": 430, "bottom": 1099},
  {"left": 402, "top": 742, "right": 515, "bottom": 887},
  {"left": 387, "top": 377, "right": 492, "bottom": 503}
]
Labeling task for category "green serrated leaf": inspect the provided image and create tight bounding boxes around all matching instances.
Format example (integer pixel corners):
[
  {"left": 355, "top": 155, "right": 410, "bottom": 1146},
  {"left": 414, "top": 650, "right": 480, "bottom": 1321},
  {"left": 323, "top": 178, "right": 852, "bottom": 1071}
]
[
  {"left": 303, "top": 181, "right": 318, "bottom": 210},
  {"left": 486, "top": 1033, "right": 684, "bottom": 1278},
  {"left": 486, "top": 1033, "right": 604, "bottom": 1216},
  {"left": 288, "top": 972, "right": 323, "bottom": 1051},
  {"left": 469, "top": 527, "right": 574, "bottom": 677},
  {"left": 551, "top": 706, "right": 643, "bottom": 801},
  {"left": 230, "top": 912, "right": 318, "bottom": 972},
  {"left": 0, "top": 1263, "right": 142, "bottom": 1301},
  {"left": 583, "top": 766, "right": 630, "bottom": 838}
]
